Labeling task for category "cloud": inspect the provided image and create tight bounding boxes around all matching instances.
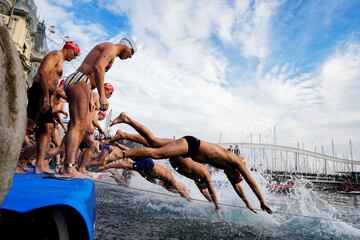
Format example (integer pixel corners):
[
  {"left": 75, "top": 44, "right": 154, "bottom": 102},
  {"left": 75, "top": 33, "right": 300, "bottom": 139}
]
[
  {"left": 257, "top": 43, "right": 360, "bottom": 152},
  {"left": 96, "top": 0, "right": 283, "bottom": 140},
  {"left": 34, "top": 0, "right": 360, "bottom": 157},
  {"left": 34, "top": 0, "right": 109, "bottom": 74},
  {"left": 233, "top": 0, "right": 282, "bottom": 59}
]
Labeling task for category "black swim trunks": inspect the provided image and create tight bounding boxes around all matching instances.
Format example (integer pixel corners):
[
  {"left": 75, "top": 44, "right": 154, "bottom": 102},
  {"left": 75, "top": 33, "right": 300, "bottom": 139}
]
[
  {"left": 182, "top": 136, "right": 200, "bottom": 158},
  {"left": 27, "top": 82, "right": 54, "bottom": 125},
  {"left": 132, "top": 157, "right": 154, "bottom": 175},
  {"left": 79, "top": 140, "right": 89, "bottom": 150}
]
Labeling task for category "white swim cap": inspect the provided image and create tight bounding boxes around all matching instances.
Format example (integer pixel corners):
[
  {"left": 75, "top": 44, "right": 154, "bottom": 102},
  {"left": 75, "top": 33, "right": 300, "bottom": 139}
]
[{"left": 119, "top": 37, "right": 137, "bottom": 55}]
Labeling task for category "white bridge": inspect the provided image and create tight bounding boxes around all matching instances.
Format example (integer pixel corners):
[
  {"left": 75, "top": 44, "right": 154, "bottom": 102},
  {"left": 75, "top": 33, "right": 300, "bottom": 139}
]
[{"left": 219, "top": 143, "right": 360, "bottom": 174}]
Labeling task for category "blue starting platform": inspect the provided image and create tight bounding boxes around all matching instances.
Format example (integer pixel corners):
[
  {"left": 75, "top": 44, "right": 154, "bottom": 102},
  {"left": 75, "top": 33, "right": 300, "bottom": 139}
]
[{"left": 0, "top": 172, "right": 96, "bottom": 240}]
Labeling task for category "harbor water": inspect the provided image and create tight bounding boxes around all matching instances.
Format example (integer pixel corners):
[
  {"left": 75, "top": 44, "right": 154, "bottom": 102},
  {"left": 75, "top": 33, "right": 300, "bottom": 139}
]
[{"left": 94, "top": 166, "right": 360, "bottom": 240}]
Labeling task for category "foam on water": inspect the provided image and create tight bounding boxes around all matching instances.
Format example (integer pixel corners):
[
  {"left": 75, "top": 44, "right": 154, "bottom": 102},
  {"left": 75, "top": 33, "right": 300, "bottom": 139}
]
[{"left": 97, "top": 162, "right": 360, "bottom": 239}]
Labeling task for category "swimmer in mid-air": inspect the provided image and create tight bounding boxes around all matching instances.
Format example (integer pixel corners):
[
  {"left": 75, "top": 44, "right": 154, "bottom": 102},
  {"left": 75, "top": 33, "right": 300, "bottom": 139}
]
[
  {"left": 106, "top": 112, "right": 272, "bottom": 214},
  {"left": 98, "top": 143, "right": 192, "bottom": 201}
]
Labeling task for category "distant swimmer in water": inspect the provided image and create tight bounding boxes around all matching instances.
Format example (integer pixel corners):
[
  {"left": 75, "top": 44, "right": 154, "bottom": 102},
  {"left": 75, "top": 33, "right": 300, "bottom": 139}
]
[
  {"left": 109, "top": 114, "right": 222, "bottom": 210},
  {"left": 97, "top": 143, "right": 192, "bottom": 202},
  {"left": 106, "top": 112, "right": 272, "bottom": 214},
  {"left": 62, "top": 37, "right": 136, "bottom": 178}
]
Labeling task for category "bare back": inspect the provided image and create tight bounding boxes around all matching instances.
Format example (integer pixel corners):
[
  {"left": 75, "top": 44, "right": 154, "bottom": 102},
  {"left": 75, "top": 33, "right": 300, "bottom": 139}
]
[
  {"left": 196, "top": 141, "right": 238, "bottom": 169},
  {"left": 77, "top": 42, "right": 118, "bottom": 89},
  {"left": 169, "top": 157, "right": 209, "bottom": 180}
]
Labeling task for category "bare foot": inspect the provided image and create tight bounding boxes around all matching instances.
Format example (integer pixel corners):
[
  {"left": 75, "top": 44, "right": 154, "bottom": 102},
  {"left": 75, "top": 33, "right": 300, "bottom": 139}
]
[
  {"left": 63, "top": 167, "right": 90, "bottom": 179},
  {"left": 103, "top": 148, "right": 124, "bottom": 164},
  {"left": 110, "top": 130, "right": 125, "bottom": 142},
  {"left": 17, "top": 160, "right": 29, "bottom": 171},
  {"left": 35, "top": 163, "right": 55, "bottom": 174},
  {"left": 15, "top": 166, "right": 27, "bottom": 174},
  {"left": 110, "top": 112, "right": 128, "bottom": 126},
  {"left": 79, "top": 168, "right": 95, "bottom": 178}
]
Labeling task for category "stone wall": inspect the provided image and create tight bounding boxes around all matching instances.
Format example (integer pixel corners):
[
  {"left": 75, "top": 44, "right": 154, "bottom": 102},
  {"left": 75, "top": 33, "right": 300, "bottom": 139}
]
[{"left": 0, "top": 25, "right": 27, "bottom": 205}]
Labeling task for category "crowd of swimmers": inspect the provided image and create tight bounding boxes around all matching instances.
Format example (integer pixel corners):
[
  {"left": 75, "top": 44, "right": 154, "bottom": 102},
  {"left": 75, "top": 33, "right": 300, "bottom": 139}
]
[{"left": 17, "top": 38, "right": 272, "bottom": 213}]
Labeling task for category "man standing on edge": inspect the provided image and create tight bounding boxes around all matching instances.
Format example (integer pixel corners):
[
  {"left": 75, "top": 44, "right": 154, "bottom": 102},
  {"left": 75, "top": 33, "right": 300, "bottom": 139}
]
[
  {"left": 26, "top": 41, "right": 80, "bottom": 174},
  {"left": 63, "top": 37, "right": 136, "bottom": 178}
]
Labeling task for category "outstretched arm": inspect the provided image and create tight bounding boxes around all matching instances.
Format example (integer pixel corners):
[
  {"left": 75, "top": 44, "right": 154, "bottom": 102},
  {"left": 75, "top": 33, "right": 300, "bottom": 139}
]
[
  {"left": 235, "top": 157, "right": 272, "bottom": 214},
  {"left": 232, "top": 183, "right": 256, "bottom": 213},
  {"left": 53, "top": 113, "right": 67, "bottom": 132},
  {"left": 94, "top": 48, "right": 115, "bottom": 111},
  {"left": 98, "top": 159, "right": 133, "bottom": 171},
  {"left": 55, "top": 86, "right": 67, "bottom": 100},
  {"left": 206, "top": 180, "right": 221, "bottom": 210},
  {"left": 93, "top": 118, "right": 104, "bottom": 135},
  {"left": 38, "top": 53, "right": 60, "bottom": 113}
]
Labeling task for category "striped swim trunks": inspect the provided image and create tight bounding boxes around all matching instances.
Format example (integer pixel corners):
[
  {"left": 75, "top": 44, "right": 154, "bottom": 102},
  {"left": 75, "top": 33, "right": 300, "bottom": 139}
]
[{"left": 64, "top": 71, "right": 91, "bottom": 90}]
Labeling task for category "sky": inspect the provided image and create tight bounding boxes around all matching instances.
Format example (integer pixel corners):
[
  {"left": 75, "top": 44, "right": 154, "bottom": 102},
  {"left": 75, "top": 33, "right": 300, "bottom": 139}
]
[{"left": 34, "top": 0, "right": 360, "bottom": 159}]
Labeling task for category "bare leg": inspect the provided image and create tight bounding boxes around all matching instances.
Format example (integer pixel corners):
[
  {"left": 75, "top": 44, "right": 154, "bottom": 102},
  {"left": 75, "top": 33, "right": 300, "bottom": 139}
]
[
  {"left": 52, "top": 128, "right": 62, "bottom": 147},
  {"left": 195, "top": 177, "right": 220, "bottom": 209},
  {"left": 20, "top": 144, "right": 37, "bottom": 163},
  {"left": 231, "top": 183, "right": 256, "bottom": 213},
  {"left": 46, "top": 140, "right": 65, "bottom": 159},
  {"left": 105, "top": 138, "right": 189, "bottom": 163},
  {"left": 111, "top": 130, "right": 149, "bottom": 146},
  {"left": 152, "top": 164, "right": 192, "bottom": 202},
  {"left": 197, "top": 186, "right": 212, "bottom": 202},
  {"left": 35, "top": 123, "right": 55, "bottom": 174},
  {"left": 111, "top": 112, "right": 173, "bottom": 147},
  {"left": 206, "top": 180, "right": 220, "bottom": 210},
  {"left": 98, "top": 159, "right": 133, "bottom": 171},
  {"left": 63, "top": 83, "right": 92, "bottom": 179},
  {"left": 78, "top": 134, "right": 97, "bottom": 175}
]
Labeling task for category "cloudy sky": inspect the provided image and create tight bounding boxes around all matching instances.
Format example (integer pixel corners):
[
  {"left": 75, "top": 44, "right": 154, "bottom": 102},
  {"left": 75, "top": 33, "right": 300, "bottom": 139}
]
[{"left": 34, "top": 0, "right": 360, "bottom": 158}]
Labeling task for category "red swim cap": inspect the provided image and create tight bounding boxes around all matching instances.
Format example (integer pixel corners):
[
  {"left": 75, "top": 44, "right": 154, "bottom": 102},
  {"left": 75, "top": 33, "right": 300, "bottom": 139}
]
[
  {"left": 98, "top": 111, "right": 106, "bottom": 118},
  {"left": 63, "top": 41, "right": 80, "bottom": 55},
  {"left": 59, "top": 79, "right": 65, "bottom": 85},
  {"left": 104, "top": 83, "right": 114, "bottom": 92}
]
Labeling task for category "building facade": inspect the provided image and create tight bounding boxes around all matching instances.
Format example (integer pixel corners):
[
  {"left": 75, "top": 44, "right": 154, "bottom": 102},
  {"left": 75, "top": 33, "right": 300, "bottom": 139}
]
[{"left": 0, "top": 0, "right": 49, "bottom": 85}]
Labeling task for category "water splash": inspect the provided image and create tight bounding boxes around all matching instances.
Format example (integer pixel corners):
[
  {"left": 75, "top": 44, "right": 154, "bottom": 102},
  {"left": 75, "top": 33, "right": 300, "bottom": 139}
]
[{"left": 96, "top": 164, "right": 360, "bottom": 239}]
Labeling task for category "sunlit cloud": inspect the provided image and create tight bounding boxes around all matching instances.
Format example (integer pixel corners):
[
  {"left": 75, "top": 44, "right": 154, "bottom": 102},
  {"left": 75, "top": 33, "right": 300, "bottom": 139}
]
[{"left": 34, "top": 0, "right": 360, "bottom": 156}]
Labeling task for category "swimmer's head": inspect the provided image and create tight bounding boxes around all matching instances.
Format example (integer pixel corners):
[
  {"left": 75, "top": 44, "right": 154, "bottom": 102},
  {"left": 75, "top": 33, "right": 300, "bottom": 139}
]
[
  {"left": 63, "top": 41, "right": 80, "bottom": 61},
  {"left": 119, "top": 37, "right": 137, "bottom": 59},
  {"left": 104, "top": 83, "right": 114, "bottom": 98}
]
